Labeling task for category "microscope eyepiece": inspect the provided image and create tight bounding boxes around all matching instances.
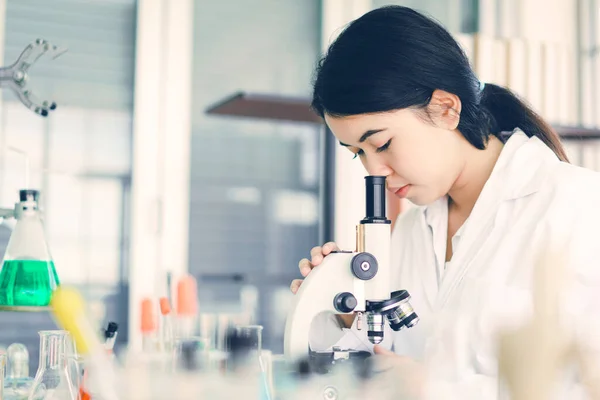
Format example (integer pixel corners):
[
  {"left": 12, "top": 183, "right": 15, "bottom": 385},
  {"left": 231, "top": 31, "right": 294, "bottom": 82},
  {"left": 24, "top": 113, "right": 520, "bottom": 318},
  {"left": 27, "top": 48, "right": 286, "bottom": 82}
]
[{"left": 362, "top": 176, "right": 389, "bottom": 224}]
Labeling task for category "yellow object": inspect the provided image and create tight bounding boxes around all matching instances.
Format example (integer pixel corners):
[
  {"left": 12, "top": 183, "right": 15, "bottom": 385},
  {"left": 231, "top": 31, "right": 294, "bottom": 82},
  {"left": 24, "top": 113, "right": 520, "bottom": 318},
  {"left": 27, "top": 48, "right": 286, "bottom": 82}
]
[
  {"left": 497, "top": 248, "right": 574, "bottom": 400},
  {"left": 49, "top": 286, "right": 100, "bottom": 355}
]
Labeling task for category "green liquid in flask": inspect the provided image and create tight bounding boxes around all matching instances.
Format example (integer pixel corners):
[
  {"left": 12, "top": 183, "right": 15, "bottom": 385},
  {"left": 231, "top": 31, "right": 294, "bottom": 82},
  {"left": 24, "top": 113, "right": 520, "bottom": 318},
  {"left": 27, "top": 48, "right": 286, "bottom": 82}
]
[{"left": 0, "top": 260, "right": 60, "bottom": 306}]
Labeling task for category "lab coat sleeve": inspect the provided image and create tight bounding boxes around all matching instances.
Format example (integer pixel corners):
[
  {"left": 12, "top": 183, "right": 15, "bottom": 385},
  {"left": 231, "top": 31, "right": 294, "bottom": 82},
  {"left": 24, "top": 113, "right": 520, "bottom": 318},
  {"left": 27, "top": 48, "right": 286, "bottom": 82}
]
[{"left": 308, "top": 312, "right": 394, "bottom": 353}]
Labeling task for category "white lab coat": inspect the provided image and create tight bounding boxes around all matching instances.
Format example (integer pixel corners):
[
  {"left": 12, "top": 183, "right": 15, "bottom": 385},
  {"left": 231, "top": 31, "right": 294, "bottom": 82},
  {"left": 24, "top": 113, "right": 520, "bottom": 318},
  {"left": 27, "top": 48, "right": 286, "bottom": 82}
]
[{"left": 311, "top": 129, "right": 600, "bottom": 399}]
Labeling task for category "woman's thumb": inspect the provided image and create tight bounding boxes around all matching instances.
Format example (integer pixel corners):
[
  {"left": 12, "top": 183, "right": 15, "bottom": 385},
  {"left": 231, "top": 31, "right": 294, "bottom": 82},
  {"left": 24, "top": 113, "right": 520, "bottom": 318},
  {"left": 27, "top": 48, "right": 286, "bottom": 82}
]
[{"left": 373, "top": 344, "right": 394, "bottom": 356}]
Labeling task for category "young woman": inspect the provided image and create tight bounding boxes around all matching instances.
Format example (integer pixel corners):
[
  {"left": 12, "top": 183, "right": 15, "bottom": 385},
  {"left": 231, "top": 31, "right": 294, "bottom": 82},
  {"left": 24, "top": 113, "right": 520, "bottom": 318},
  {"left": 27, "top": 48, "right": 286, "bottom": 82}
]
[{"left": 291, "top": 6, "right": 600, "bottom": 398}]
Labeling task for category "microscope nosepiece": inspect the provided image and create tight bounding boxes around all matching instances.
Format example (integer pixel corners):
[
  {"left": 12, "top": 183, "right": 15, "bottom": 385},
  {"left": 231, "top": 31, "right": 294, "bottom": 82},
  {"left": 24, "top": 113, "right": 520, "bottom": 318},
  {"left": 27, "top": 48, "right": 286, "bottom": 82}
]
[{"left": 367, "top": 291, "right": 420, "bottom": 335}]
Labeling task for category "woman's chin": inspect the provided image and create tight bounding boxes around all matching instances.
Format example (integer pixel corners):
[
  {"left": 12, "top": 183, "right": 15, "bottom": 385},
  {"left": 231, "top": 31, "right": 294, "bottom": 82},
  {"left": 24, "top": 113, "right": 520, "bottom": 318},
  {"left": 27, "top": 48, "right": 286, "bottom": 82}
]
[{"left": 406, "top": 191, "right": 442, "bottom": 207}]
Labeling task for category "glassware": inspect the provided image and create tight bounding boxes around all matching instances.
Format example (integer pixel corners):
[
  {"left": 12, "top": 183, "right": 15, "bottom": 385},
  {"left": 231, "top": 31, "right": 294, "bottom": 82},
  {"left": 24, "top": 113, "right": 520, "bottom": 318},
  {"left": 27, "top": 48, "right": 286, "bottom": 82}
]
[
  {"left": 4, "top": 343, "right": 34, "bottom": 399},
  {"left": 28, "top": 331, "right": 78, "bottom": 400},
  {"left": 0, "top": 352, "right": 6, "bottom": 400},
  {"left": 235, "top": 325, "right": 263, "bottom": 362},
  {"left": 224, "top": 326, "right": 266, "bottom": 400},
  {"left": 64, "top": 335, "right": 81, "bottom": 395},
  {"left": 235, "top": 325, "right": 262, "bottom": 350},
  {"left": 7, "top": 343, "right": 29, "bottom": 378},
  {"left": 0, "top": 190, "right": 59, "bottom": 307}
]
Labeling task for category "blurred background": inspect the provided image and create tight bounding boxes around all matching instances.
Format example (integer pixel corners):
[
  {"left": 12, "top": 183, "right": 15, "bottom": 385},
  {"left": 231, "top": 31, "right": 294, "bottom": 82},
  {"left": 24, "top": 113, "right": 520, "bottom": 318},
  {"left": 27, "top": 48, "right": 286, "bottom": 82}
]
[{"left": 0, "top": 0, "right": 597, "bottom": 372}]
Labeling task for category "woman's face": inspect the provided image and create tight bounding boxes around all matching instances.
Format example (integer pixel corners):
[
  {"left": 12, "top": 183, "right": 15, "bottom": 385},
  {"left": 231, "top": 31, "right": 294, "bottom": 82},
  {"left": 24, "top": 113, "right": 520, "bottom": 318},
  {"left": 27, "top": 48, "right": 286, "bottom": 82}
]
[{"left": 325, "top": 99, "right": 466, "bottom": 206}]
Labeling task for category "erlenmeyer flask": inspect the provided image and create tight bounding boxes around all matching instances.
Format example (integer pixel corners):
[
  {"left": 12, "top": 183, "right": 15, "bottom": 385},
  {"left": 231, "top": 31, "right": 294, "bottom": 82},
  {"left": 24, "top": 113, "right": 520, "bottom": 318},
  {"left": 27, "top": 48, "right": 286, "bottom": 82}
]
[
  {"left": 28, "top": 331, "right": 77, "bottom": 400},
  {"left": 0, "top": 190, "right": 59, "bottom": 307}
]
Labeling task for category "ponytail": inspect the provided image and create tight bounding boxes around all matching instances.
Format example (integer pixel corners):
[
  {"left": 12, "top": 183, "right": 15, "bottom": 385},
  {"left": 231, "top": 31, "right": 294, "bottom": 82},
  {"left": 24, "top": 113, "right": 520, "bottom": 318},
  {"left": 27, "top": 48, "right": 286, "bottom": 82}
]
[{"left": 480, "top": 83, "right": 570, "bottom": 163}]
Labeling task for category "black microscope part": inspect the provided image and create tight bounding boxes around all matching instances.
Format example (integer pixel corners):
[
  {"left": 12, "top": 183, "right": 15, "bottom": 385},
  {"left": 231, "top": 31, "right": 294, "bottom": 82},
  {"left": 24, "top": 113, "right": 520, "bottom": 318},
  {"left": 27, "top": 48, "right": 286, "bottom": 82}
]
[{"left": 362, "top": 176, "right": 390, "bottom": 223}]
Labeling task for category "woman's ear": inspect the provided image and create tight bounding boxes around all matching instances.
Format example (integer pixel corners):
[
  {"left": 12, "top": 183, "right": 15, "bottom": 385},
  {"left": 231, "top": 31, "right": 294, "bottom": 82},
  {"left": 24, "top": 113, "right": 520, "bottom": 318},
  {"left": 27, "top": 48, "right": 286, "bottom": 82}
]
[{"left": 427, "top": 89, "right": 462, "bottom": 130}]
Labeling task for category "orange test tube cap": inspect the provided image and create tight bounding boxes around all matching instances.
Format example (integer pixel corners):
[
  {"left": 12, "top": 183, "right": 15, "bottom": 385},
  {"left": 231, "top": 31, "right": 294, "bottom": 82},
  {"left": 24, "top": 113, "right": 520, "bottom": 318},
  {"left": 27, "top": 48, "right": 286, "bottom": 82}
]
[
  {"left": 159, "top": 297, "right": 171, "bottom": 316},
  {"left": 140, "top": 298, "right": 156, "bottom": 333},
  {"left": 176, "top": 275, "right": 197, "bottom": 316}
]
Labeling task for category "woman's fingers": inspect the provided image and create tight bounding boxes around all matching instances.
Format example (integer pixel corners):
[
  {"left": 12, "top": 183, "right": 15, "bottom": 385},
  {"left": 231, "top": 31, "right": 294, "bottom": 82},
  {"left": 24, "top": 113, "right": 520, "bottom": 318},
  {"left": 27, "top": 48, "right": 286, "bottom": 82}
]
[{"left": 290, "top": 279, "right": 303, "bottom": 294}]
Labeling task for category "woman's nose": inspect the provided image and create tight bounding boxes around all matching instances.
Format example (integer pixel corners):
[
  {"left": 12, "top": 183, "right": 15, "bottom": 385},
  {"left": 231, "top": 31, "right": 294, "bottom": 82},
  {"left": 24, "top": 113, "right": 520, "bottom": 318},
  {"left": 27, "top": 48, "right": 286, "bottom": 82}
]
[{"left": 364, "top": 156, "right": 393, "bottom": 177}]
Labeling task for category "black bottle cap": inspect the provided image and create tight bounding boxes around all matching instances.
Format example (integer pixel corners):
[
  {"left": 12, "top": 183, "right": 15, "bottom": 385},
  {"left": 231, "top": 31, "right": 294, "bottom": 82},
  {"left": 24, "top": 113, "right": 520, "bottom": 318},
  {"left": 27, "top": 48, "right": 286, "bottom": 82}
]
[
  {"left": 104, "top": 321, "right": 119, "bottom": 338},
  {"left": 19, "top": 189, "right": 39, "bottom": 202}
]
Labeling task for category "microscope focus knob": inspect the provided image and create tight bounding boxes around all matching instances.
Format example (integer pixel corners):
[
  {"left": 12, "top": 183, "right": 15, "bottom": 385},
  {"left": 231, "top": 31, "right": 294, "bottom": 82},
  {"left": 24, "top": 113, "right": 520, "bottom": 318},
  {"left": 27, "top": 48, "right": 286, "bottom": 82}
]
[
  {"left": 334, "top": 292, "right": 357, "bottom": 313},
  {"left": 351, "top": 252, "right": 378, "bottom": 280}
]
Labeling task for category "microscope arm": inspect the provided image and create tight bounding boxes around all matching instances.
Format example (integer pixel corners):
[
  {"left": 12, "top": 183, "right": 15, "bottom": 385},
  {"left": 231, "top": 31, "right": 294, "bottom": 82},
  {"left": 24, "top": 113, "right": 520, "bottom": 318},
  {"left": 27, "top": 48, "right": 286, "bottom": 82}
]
[{"left": 284, "top": 252, "right": 364, "bottom": 362}]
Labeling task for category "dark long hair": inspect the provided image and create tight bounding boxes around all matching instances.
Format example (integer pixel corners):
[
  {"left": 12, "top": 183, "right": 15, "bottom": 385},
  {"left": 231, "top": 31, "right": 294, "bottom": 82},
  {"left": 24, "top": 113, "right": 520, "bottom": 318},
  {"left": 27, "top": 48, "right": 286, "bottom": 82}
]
[{"left": 311, "top": 6, "right": 569, "bottom": 162}]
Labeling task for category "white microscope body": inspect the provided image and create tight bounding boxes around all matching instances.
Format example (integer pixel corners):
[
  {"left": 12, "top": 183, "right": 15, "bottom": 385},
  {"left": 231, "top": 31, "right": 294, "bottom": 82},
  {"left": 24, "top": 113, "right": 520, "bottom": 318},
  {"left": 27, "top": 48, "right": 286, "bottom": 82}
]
[{"left": 284, "top": 176, "right": 419, "bottom": 362}]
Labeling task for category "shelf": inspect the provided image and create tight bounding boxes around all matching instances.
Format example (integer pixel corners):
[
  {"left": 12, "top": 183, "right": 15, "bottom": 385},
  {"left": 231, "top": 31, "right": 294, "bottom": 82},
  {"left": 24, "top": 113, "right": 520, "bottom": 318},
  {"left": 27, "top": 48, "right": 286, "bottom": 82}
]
[
  {"left": 0, "top": 305, "right": 50, "bottom": 312},
  {"left": 205, "top": 92, "right": 322, "bottom": 124},
  {"left": 205, "top": 92, "right": 600, "bottom": 140},
  {"left": 553, "top": 126, "right": 600, "bottom": 140}
]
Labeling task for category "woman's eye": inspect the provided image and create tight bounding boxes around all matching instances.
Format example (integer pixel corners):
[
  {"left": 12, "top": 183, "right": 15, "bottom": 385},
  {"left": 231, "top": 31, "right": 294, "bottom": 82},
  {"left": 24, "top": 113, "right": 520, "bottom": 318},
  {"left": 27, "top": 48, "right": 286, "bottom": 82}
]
[
  {"left": 352, "top": 149, "right": 364, "bottom": 159},
  {"left": 376, "top": 139, "right": 392, "bottom": 153}
]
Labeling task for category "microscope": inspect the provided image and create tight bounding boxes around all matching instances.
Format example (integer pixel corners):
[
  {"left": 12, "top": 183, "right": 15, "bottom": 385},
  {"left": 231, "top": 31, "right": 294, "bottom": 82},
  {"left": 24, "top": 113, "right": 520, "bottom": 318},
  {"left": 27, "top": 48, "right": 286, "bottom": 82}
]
[{"left": 284, "top": 176, "right": 419, "bottom": 367}]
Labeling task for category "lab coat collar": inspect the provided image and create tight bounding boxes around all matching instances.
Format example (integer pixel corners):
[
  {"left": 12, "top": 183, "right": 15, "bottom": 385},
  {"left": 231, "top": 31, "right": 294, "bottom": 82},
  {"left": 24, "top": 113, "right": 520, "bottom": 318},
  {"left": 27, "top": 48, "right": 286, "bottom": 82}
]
[
  {"left": 426, "top": 128, "right": 560, "bottom": 308},
  {"left": 491, "top": 128, "right": 558, "bottom": 200},
  {"left": 423, "top": 128, "right": 557, "bottom": 218}
]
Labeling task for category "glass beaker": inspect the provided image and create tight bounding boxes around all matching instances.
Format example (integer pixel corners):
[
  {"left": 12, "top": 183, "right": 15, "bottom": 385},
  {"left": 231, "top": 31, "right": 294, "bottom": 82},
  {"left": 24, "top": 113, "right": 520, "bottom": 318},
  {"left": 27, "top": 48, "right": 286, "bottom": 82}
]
[
  {"left": 28, "top": 331, "right": 78, "bottom": 400},
  {"left": 0, "top": 190, "right": 59, "bottom": 307},
  {"left": 226, "top": 325, "right": 264, "bottom": 371},
  {"left": 235, "top": 325, "right": 263, "bottom": 354}
]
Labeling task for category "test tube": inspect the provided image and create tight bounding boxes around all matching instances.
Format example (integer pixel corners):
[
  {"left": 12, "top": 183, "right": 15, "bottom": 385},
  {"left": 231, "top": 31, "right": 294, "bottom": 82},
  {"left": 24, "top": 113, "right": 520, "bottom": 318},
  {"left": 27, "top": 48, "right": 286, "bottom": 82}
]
[
  {"left": 176, "top": 276, "right": 198, "bottom": 339},
  {"left": 199, "top": 313, "right": 217, "bottom": 349},
  {"left": 159, "top": 297, "right": 173, "bottom": 351},
  {"left": 141, "top": 298, "right": 157, "bottom": 352},
  {"left": 215, "top": 314, "right": 236, "bottom": 354}
]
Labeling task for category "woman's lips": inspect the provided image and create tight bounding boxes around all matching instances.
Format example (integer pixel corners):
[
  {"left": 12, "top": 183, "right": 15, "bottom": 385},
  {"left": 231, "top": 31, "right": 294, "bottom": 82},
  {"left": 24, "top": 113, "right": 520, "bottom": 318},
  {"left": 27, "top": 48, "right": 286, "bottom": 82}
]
[{"left": 394, "top": 185, "right": 410, "bottom": 198}]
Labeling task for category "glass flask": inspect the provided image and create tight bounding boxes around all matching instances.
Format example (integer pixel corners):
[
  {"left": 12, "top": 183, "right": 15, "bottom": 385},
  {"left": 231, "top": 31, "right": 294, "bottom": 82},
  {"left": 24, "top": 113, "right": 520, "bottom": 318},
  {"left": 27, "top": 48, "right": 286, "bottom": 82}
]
[
  {"left": 0, "top": 190, "right": 60, "bottom": 307},
  {"left": 4, "top": 343, "right": 34, "bottom": 399},
  {"left": 28, "top": 331, "right": 78, "bottom": 400}
]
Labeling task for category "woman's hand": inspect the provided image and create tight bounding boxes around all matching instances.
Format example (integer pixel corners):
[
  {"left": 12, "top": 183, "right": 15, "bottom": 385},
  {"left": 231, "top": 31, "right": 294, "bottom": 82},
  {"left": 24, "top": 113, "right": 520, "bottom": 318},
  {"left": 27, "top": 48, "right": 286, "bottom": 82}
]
[
  {"left": 290, "top": 242, "right": 339, "bottom": 294},
  {"left": 289, "top": 242, "right": 356, "bottom": 328},
  {"left": 372, "top": 345, "right": 426, "bottom": 400}
]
